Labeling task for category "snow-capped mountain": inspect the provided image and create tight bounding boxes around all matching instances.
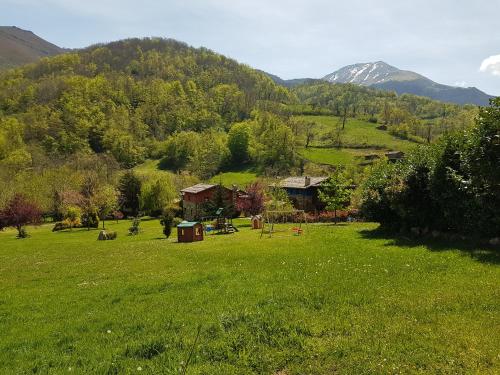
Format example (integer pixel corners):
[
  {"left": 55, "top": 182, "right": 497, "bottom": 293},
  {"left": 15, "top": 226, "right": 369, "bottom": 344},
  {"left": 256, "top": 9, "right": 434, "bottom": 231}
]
[
  {"left": 323, "top": 61, "right": 421, "bottom": 86},
  {"left": 322, "top": 61, "right": 492, "bottom": 106}
]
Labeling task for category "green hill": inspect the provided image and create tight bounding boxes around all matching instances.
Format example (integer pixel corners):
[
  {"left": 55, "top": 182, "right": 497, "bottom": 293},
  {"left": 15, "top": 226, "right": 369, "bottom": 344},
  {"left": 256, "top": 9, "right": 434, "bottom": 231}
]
[{"left": 0, "top": 37, "right": 290, "bottom": 167}]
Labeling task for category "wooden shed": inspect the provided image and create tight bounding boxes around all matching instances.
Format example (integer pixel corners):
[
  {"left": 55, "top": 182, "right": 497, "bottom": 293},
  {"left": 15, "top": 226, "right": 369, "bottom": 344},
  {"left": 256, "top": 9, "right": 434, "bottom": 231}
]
[{"left": 177, "top": 221, "right": 204, "bottom": 243}]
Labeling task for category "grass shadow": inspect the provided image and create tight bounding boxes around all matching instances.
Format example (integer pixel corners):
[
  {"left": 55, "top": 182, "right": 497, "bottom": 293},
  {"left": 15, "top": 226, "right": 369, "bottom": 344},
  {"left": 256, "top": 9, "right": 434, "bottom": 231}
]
[
  {"left": 218, "top": 163, "right": 257, "bottom": 174},
  {"left": 359, "top": 226, "right": 500, "bottom": 265},
  {"left": 317, "top": 223, "right": 349, "bottom": 227},
  {"left": 236, "top": 223, "right": 252, "bottom": 228}
]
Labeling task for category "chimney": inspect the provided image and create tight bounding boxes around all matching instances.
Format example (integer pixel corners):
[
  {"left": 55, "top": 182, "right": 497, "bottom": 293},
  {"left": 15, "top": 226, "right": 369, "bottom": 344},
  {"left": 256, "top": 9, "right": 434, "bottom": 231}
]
[{"left": 304, "top": 176, "right": 311, "bottom": 187}]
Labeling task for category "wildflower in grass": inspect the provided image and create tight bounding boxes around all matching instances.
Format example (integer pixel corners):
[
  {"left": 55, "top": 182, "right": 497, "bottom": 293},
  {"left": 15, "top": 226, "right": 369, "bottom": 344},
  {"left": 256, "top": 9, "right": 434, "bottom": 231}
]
[
  {"left": 107, "top": 330, "right": 112, "bottom": 334},
  {"left": 137, "top": 366, "right": 142, "bottom": 371}
]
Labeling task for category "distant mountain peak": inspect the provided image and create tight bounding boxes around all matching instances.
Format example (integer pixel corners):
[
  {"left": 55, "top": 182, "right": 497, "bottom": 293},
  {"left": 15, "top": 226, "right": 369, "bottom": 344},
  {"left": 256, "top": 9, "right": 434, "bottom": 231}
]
[
  {"left": 322, "top": 61, "right": 492, "bottom": 106},
  {"left": 323, "top": 61, "right": 422, "bottom": 86}
]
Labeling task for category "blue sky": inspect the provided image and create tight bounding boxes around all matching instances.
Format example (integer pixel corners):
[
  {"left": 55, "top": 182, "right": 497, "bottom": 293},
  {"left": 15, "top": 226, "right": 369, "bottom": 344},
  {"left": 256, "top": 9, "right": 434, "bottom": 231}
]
[{"left": 2, "top": 0, "right": 500, "bottom": 95}]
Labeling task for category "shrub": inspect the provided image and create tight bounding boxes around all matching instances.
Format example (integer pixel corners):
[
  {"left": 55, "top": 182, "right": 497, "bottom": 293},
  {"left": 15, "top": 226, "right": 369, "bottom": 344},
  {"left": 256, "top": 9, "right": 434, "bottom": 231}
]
[
  {"left": 17, "top": 227, "right": 29, "bottom": 238},
  {"left": 63, "top": 206, "right": 82, "bottom": 230},
  {"left": 128, "top": 217, "right": 140, "bottom": 235},
  {"left": 160, "top": 210, "right": 174, "bottom": 238},
  {"left": 106, "top": 231, "right": 117, "bottom": 240},
  {"left": 97, "top": 230, "right": 117, "bottom": 240},
  {"left": 81, "top": 209, "right": 99, "bottom": 229},
  {"left": 360, "top": 98, "right": 500, "bottom": 238},
  {"left": 53, "top": 222, "right": 70, "bottom": 232}
]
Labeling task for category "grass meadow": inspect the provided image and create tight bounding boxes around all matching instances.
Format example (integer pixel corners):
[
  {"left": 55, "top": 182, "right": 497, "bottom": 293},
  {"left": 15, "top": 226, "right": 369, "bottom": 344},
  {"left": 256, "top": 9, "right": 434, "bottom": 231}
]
[
  {"left": 295, "top": 115, "right": 422, "bottom": 166},
  {"left": 209, "top": 169, "right": 258, "bottom": 187},
  {"left": 0, "top": 219, "right": 498, "bottom": 374}
]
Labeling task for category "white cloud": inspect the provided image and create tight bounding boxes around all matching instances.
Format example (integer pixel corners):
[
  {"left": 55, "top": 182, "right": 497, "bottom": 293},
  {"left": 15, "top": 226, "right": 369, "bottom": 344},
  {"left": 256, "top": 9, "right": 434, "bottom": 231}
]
[
  {"left": 454, "top": 81, "right": 468, "bottom": 87},
  {"left": 480, "top": 54, "right": 500, "bottom": 76}
]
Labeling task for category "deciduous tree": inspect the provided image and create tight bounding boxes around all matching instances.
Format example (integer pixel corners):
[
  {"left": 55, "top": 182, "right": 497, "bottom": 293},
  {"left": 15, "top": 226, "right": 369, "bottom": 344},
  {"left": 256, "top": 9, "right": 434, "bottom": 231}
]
[{"left": 319, "top": 172, "right": 352, "bottom": 224}]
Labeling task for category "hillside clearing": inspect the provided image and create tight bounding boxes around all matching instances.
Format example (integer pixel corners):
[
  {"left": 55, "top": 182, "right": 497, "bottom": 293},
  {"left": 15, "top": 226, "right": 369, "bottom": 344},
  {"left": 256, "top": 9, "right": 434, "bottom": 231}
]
[
  {"left": 0, "top": 220, "right": 498, "bottom": 374},
  {"left": 295, "top": 115, "right": 421, "bottom": 152}
]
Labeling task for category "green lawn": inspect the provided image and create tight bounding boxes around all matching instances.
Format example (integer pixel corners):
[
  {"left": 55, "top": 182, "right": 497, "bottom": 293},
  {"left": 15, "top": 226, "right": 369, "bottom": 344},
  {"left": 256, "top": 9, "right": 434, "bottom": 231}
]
[{"left": 0, "top": 220, "right": 498, "bottom": 374}]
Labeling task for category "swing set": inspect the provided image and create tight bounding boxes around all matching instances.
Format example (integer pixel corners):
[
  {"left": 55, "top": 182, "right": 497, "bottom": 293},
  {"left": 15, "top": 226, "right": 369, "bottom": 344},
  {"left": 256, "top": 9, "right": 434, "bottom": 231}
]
[{"left": 260, "top": 209, "right": 307, "bottom": 238}]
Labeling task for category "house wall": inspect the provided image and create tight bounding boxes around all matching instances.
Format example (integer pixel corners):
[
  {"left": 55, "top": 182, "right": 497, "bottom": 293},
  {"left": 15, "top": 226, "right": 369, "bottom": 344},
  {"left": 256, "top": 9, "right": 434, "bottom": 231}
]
[
  {"left": 177, "top": 224, "right": 204, "bottom": 242},
  {"left": 177, "top": 227, "right": 193, "bottom": 242},
  {"left": 182, "top": 187, "right": 235, "bottom": 220},
  {"left": 285, "top": 187, "right": 324, "bottom": 212}
]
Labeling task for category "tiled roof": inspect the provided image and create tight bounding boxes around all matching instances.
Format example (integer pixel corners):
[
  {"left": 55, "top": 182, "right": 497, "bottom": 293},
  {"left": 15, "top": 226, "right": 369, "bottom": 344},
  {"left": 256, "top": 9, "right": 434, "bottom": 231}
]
[
  {"left": 280, "top": 176, "right": 328, "bottom": 189},
  {"left": 181, "top": 183, "right": 216, "bottom": 194}
]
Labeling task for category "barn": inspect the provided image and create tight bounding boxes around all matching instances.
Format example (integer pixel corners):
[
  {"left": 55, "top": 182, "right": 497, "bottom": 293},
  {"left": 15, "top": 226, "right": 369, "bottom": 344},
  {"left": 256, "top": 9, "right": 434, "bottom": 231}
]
[{"left": 177, "top": 221, "right": 204, "bottom": 243}]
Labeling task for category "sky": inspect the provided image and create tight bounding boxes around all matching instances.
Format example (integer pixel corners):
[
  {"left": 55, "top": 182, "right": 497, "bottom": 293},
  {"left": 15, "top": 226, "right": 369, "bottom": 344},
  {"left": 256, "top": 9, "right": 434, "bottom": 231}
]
[{"left": 2, "top": 0, "right": 500, "bottom": 95}]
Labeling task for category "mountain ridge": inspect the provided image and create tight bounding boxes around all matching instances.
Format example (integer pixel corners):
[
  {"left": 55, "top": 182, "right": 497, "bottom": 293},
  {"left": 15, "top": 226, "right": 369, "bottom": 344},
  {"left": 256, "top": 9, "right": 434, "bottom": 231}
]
[
  {"left": 322, "top": 61, "right": 493, "bottom": 106},
  {"left": 0, "top": 26, "right": 65, "bottom": 69},
  {"left": 265, "top": 61, "right": 493, "bottom": 106}
]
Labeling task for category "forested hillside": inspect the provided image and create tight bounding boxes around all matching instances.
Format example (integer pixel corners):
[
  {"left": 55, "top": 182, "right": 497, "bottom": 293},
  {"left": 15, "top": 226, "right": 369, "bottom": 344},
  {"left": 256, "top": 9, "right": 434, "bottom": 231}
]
[{"left": 0, "top": 38, "right": 291, "bottom": 167}]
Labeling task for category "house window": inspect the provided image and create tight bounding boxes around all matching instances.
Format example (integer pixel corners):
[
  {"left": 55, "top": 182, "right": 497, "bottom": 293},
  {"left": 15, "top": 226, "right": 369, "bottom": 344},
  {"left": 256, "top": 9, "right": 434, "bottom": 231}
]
[
  {"left": 195, "top": 227, "right": 200, "bottom": 236},
  {"left": 181, "top": 229, "right": 184, "bottom": 236}
]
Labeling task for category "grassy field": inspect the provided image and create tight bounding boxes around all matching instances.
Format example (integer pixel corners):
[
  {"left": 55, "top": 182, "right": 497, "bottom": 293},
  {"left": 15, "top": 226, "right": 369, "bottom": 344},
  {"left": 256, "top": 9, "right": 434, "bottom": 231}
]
[
  {"left": 134, "top": 160, "right": 175, "bottom": 179},
  {"left": 295, "top": 115, "right": 421, "bottom": 166},
  {"left": 0, "top": 219, "right": 498, "bottom": 374},
  {"left": 296, "top": 115, "right": 420, "bottom": 152},
  {"left": 135, "top": 160, "right": 257, "bottom": 188},
  {"left": 209, "top": 169, "right": 258, "bottom": 188},
  {"left": 299, "top": 147, "right": 387, "bottom": 166}
]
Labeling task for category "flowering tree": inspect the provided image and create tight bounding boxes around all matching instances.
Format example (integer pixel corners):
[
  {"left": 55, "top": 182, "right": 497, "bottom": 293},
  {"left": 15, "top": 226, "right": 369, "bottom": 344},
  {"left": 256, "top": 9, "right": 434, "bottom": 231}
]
[
  {"left": 0, "top": 194, "right": 42, "bottom": 238},
  {"left": 237, "top": 182, "right": 265, "bottom": 216}
]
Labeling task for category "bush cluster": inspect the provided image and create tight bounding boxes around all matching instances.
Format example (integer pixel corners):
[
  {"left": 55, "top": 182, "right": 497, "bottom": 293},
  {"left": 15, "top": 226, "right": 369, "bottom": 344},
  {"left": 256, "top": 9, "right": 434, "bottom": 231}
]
[{"left": 361, "top": 98, "right": 500, "bottom": 239}]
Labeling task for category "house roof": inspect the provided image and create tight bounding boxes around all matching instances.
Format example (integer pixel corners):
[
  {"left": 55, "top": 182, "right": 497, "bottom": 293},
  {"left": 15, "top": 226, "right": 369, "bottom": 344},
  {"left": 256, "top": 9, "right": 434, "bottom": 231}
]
[
  {"left": 181, "top": 183, "right": 216, "bottom": 194},
  {"left": 280, "top": 176, "right": 328, "bottom": 189},
  {"left": 385, "top": 151, "right": 405, "bottom": 158},
  {"left": 177, "top": 221, "right": 201, "bottom": 228}
]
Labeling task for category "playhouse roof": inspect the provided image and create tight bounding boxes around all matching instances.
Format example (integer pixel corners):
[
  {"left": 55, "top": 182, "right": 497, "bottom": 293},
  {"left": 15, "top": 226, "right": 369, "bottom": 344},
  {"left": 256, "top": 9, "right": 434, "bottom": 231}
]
[
  {"left": 177, "top": 221, "right": 201, "bottom": 228},
  {"left": 280, "top": 176, "right": 328, "bottom": 189},
  {"left": 181, "top": 183, "right": 216, "bottom": 194}
]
